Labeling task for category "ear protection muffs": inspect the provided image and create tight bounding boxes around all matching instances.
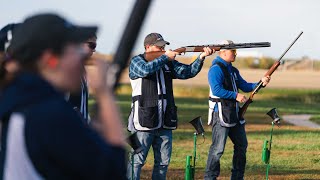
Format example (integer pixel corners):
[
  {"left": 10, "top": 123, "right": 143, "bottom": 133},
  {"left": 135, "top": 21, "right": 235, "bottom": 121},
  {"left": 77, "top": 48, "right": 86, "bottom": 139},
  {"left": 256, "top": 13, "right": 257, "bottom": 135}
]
[{"left": 47, "top": 57, "right": 58, "bottom": 69}]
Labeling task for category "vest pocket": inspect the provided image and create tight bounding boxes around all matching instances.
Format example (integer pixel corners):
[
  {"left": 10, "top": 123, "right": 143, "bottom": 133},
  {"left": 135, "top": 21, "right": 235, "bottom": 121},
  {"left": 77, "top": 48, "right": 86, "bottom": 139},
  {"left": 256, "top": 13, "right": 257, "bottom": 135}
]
[
  {"left": 221, "top": 106, "right": 238, "bottom": 124},
  {"left": 164, "top": 106, "right": 178, "bottom": 129},
  {"left": 138, "top": 100, "right": 159, "bottom": 128}
]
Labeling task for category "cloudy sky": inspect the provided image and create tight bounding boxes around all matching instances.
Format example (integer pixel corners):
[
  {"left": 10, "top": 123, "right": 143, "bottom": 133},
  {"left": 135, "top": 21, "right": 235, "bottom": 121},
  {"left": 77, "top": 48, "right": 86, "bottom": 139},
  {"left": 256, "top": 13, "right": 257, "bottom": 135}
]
[{"left": 1, "top": 0, "right": 319, "bottom": 59}]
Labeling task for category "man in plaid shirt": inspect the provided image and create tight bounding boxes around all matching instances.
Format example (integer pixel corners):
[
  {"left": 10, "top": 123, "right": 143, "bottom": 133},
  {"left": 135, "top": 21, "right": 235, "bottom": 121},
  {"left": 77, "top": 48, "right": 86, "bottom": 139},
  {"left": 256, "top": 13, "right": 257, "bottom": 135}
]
[{"left": 127, "top": 32, "right": 214, "bottom": 180}]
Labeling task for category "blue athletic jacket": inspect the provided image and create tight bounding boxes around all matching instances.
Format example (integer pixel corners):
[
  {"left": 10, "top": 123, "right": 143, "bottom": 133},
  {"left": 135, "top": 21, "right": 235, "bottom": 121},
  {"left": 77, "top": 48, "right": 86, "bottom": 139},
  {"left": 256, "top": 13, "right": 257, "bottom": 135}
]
[
  {"left": 0, "top": 73, "right": 125, "bottom": 180},
  {"left": 208, "top": 56, "right": 257, "bottom": 98},
  {"left": 208, "top": 56, "right": 258, "bottom": 112}
]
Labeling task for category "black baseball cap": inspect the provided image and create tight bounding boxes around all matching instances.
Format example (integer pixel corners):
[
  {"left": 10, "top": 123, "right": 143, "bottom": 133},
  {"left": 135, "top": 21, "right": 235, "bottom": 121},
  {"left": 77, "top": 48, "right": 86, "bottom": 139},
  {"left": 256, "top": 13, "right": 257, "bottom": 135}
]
[
  {"left": 9, "top": 13, "right": 97, "bottom": 63},
  {"left": 144, "top": 33, "right": 170, "bottom": 47}
]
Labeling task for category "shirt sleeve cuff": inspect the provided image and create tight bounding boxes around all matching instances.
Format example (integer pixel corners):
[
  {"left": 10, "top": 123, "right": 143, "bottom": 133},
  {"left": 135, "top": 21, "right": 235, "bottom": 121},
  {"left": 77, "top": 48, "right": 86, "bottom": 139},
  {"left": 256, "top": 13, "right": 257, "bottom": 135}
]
[
  {"left": 159, "top": 54, "right": 170, "bottom": 62},
  {"left": 232, "top": 92, "right": 237, "bottom": 99},
  {"left": 196, "top": 55, "right": 205, "bottom": 62}
]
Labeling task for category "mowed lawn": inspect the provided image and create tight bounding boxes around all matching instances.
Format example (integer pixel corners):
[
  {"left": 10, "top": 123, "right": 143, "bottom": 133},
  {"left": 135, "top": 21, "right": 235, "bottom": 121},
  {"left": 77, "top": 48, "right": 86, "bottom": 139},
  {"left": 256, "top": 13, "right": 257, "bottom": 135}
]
[{"left": 103, "top": 85, "right": 320, "bottom": 180}]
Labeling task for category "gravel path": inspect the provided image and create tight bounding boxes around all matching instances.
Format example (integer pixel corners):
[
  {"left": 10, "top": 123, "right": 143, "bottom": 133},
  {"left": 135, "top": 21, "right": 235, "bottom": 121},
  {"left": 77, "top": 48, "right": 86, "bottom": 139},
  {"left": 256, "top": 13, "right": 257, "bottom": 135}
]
[{"left": 282, "top": 114, "right": 320, "bottom": 128}]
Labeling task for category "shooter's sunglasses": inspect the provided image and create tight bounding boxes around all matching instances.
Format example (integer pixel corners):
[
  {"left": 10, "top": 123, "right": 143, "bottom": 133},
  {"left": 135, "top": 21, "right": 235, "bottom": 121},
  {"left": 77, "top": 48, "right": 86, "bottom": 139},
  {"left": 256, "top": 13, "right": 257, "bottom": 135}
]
[{"left": 86, "top": 42, "right": 97, "bottom": 50}]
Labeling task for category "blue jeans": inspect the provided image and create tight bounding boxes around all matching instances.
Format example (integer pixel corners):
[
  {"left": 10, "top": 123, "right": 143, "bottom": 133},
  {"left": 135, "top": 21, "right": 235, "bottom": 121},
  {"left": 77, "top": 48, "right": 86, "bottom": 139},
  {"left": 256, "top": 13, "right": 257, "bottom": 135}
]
[
  {"left": 204, "top": 112, "right": 248, "bottom": 180},
  {"left": 127, "top": 129, "right": 172, "bottom": 180}
]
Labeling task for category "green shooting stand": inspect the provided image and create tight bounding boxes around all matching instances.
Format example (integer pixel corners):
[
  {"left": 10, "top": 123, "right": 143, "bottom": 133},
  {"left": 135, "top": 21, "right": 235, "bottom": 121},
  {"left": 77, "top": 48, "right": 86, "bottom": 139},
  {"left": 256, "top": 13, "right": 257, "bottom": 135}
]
[
  {"left": 185, "top": 116, "right": 205, "bottom": 180},
  {"left": 262, "top": 108, "right": 280, "bottom": 180}
]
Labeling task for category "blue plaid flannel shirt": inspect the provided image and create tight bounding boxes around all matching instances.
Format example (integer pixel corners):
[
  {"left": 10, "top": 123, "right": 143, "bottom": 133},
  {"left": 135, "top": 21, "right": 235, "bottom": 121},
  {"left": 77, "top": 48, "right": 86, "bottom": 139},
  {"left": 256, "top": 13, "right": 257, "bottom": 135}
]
[{"left": 129, "top": 54, "right": 204, "bottom": 80}]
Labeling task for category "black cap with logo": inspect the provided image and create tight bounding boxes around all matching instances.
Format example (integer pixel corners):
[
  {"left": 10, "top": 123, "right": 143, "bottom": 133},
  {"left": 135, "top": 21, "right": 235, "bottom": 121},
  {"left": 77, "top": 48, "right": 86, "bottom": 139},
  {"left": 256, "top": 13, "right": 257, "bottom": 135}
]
[
  {"left": 9, "top": 13, "right": 97, "bottom": 63},
  {"left": 144, "top": 33, "right": 170, "bottom": 47}
]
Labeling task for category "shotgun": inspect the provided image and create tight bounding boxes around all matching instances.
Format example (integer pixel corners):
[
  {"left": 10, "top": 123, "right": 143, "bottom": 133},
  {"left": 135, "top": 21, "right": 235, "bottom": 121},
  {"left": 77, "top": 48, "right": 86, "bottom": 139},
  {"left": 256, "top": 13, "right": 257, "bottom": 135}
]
[
  {"left": 144, "top": 42, "right": 271, "bottom": 61},
  {"left": 238, "top": 32, "right": 303, "bottom": 121},
  {"left": 110, "top": 0, "right": 152, "bottom": 90}
]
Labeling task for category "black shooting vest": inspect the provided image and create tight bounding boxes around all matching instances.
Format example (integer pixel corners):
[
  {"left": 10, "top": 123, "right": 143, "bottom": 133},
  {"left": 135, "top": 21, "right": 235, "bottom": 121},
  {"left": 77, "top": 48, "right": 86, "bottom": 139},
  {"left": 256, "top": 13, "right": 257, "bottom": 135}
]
[
  {"left": 129, "top": 54, "right": 178, "bottom": 131},
  {"left": 208, "top": 62, "right": 240, "bottom": 127},
  {"left": 68, "top": 76, "right": 89, "bottom": 123}
]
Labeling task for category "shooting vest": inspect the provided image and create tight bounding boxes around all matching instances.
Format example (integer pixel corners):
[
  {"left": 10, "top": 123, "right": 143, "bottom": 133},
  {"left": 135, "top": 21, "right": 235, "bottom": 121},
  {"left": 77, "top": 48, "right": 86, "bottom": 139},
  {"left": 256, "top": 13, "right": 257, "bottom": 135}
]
[
  {"left": 67, "top": 75, "right": 89, "bottom": 123},
  {"left": 128, "top": 55, "right": 178, "bottom": 131},
  {"left": 208, "top": 62, "right": 242, "bottom": 127}
]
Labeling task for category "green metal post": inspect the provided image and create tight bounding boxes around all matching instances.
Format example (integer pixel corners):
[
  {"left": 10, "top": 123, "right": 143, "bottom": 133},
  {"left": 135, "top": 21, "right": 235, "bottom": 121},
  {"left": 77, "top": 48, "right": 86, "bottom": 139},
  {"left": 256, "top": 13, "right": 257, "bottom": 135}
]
[
  {"left": 262, "top": 140, "right": 270, "bottom": 164},
  {"left": 185, "top": 133, "right": 197, "bottom": 180},
  {"left": 192, "top": 133, "right": 197, "bottom": 180},
  {"left": 131, "top": 153, "right": 134, "bottom": 180},
  {"left": 265, "top": 122, "right": 274, "bottom": 180},
  {"left": 185, "top": 155, "right": 192, "bottom": 180}
]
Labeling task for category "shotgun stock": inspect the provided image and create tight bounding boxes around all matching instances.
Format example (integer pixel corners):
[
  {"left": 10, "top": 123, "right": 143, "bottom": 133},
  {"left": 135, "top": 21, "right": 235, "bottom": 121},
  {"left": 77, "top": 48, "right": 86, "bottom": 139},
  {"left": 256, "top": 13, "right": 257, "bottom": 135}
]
[
  {"left": 238, "top": 32, "right": 303, "bottom": 121},
  {"left": 144, "top": 42, "right": 271, "bottom": 61}
]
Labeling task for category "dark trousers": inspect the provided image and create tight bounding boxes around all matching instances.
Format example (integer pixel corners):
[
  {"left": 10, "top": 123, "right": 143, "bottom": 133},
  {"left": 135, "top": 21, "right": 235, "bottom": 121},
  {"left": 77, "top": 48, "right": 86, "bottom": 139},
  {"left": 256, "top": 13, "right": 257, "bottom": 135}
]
[{"left": 204, "top": 112, "right": 248, "bottom": 180}]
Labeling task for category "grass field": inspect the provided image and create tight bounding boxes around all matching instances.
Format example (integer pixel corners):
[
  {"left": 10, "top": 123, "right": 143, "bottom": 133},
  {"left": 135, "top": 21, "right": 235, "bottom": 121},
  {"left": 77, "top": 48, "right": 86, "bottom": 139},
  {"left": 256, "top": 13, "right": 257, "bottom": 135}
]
[
  {"left": 109, "top": 84, "right": 320, "bottom": 180},
  {"left": 310, "top": 115, "right": 320, "bottom": 124}
]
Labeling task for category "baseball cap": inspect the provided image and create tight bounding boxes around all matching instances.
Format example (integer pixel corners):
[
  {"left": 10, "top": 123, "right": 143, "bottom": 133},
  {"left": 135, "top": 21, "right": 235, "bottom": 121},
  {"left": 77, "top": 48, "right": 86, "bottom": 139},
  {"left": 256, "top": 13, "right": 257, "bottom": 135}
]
[
  {"left": 9, "top": 13, "right": 97, "bottom": 63},
  {"left": 144, "top": 33, "right": 170, "bottom": 47},
  {"left": 219, "top": 40, "right": 235, "bottom": 51},
  {"left": 0, "top": 23, "right": 20, "bottom": 52}
]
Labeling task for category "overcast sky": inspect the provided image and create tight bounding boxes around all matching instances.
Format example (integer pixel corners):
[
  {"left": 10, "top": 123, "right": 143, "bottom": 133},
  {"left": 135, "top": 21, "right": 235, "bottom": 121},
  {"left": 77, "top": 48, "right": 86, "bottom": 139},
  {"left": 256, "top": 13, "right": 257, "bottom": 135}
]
[{"left": 1, "top": 0, "right": 319, "bottom": 59}]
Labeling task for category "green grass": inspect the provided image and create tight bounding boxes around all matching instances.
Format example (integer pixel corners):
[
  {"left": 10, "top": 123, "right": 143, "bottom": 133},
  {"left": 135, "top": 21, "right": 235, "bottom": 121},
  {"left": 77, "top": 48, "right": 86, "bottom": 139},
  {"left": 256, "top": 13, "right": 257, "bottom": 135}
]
[
  {"left": 310, "top": 115, "right": 320, "bottom": 125},
  {"left": 114, "top": 85, "right": 320, "bottom": 122},
  {"left": 90, "top": 85, "right": 320, "bottom": 179}
]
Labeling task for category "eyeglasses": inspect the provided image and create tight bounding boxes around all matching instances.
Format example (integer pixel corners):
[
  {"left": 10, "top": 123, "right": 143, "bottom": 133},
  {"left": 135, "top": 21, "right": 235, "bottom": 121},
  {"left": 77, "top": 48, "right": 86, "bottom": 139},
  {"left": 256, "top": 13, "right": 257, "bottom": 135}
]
[
  {"left": 231, "top": 49, "right": 237, "bottom": 54},
  {"left": 86, "top": 42, "right": 97, "bottom": 50}
]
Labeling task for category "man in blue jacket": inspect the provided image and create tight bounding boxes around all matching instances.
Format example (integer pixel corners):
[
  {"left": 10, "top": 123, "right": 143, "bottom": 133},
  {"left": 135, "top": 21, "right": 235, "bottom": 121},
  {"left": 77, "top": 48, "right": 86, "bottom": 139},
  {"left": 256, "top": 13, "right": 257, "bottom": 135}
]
[{"left": 205, "top": 40, "right": 271, "bottom": 180}]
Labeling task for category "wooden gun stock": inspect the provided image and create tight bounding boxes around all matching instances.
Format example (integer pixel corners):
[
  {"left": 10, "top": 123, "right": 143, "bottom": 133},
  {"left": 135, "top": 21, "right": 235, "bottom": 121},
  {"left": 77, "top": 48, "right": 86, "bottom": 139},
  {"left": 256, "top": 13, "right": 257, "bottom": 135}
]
[
  {"left": 144, "top": 47, "right": 187, "bottom": 62},
  {"left": 144, "top": 51, "right": 166, "bottom": 62},
  {"left": 238, "top": 98, "right": 253, "bottom": 120}
]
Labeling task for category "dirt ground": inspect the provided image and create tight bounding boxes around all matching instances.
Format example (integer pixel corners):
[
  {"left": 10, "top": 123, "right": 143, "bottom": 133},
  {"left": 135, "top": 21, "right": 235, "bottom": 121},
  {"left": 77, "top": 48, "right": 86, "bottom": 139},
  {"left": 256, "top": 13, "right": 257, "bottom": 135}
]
[{"left": 117, "top": 68, "right": 320, "bottom": 89}]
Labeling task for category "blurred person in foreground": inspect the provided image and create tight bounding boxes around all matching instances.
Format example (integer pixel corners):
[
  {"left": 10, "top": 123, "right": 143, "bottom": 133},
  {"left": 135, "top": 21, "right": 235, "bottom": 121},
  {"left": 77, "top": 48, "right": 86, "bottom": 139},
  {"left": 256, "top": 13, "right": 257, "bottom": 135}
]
[
  {"left": 127, "top": 32, "right": 214, "bottom": 180},
  {"left": 0, "top": 13, "right": 126, "bottom": 179},
  {"left": 205, "top": 40, "right": 271, "bottom": 180}
]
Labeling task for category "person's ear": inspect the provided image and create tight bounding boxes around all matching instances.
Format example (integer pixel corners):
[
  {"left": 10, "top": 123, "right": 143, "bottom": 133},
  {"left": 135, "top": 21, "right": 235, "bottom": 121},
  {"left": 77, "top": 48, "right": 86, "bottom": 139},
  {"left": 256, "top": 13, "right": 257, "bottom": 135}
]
[{"left": 145, "top": 44, "right": 151, "bottom": 50}]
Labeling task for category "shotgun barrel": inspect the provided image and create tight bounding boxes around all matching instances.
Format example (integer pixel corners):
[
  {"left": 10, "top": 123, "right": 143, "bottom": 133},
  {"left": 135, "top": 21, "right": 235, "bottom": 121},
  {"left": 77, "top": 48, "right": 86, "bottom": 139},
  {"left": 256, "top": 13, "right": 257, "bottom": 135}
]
[{"left": 145, "top": 42, "right": 271, "bottom": 61}]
